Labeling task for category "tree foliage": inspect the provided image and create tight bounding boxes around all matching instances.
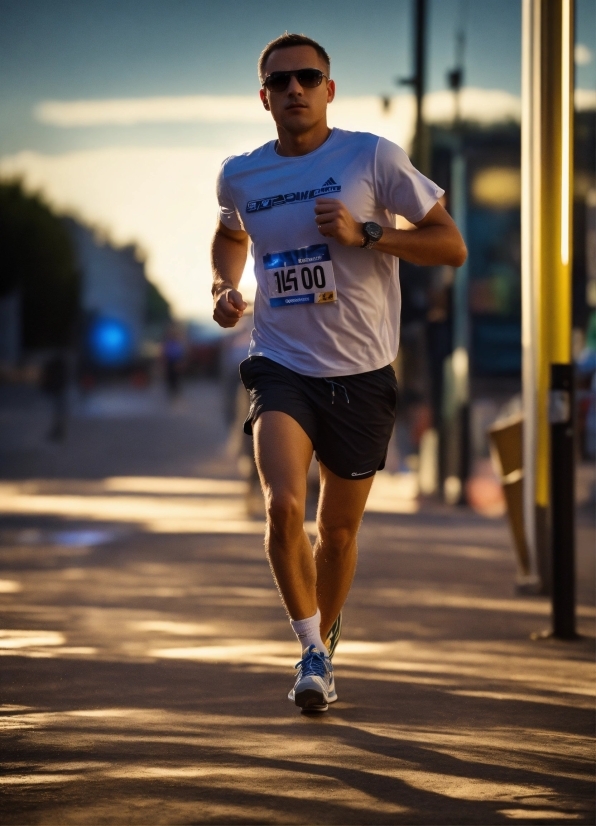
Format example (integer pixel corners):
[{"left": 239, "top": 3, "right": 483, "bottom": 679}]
[
  {"left": 146, "top": 279, "right": 172, "bottom": 324},
  {"left": 0, "top": 181, "right": 79, "bottom": 348}
]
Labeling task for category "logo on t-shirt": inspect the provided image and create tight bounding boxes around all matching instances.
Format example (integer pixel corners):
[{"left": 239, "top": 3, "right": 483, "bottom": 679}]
[{"left": 246, "top": 177, "right": 341, "bottom": 214}]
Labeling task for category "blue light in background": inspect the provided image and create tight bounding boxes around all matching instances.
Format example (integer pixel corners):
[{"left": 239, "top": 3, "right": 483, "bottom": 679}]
[{"left": 88, "top": 318, "right": 133, "bottom": 365}]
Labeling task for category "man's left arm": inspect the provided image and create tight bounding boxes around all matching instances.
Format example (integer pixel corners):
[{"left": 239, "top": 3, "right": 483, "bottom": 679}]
[{"left": 314, "top": 198, "right": 467, "bottom": 268}]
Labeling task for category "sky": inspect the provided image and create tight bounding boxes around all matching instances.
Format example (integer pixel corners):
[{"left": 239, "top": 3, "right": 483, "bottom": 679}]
[{"left": 0, "top": 0, "right": 594, "bottom": 319}]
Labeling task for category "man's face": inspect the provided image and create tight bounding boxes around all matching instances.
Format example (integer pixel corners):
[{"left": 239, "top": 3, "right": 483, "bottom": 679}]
[{"left": 259, "top": 45, "right": 335, "bottom": 135}]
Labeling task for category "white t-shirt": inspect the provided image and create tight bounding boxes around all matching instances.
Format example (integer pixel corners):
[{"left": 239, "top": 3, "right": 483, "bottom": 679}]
[{"left": 217, "top": 128, "right": 444, "bottom": 377}]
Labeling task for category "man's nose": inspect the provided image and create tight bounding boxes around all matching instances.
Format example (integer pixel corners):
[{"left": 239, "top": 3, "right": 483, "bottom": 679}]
[{"left": 286, "top": 75, "right": 304, "bottom": 94}]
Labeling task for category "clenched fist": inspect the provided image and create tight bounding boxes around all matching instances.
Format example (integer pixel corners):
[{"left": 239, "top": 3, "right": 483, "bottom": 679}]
[
  {"left": 314, "top": 198, "right": 364, "bottom": 247},
  {"left": 213, "top": 288, "right": 247, "bottom": 329}
]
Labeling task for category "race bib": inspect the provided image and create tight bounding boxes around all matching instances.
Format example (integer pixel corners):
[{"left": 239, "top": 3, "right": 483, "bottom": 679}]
[{"left": 262, "top": 244, "right": 337, "bottom": 308}]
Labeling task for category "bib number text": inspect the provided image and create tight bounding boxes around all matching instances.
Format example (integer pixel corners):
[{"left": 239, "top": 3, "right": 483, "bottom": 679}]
[{"left": 263, "top": 244, "right": 337, "bottom": 308}]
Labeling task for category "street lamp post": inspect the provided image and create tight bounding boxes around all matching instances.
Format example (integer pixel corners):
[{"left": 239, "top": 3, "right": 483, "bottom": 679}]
[{"left": 521, "top": 0, "right": 576, "bottom": 637}]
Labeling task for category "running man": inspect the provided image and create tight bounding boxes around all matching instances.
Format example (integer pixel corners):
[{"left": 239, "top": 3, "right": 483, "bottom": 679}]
[{"left": 211, "top": 33, "right": 466, "bottom": 712}]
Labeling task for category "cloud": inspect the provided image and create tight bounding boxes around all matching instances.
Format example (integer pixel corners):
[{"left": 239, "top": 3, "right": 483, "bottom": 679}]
[
  {"left": 35, "top": 96, "right": 271, "bottom": 127},
  {"left": 575, "top": 89, "right": 596, "bottom": 111},
  {"left": 575, "top": 43, "right": 593, "bottom": 66},
  {"left": 32, "top": 93, "right": 417, "bottom": 148},
  {"left": 32, "top": 88, "right": 595, "bottom": 142},
  {"left": 424, "top": 88, "right": 520, "bottom": 124},
  {"left": 34, "top": 89, "right": 527, "bottom": 133}
]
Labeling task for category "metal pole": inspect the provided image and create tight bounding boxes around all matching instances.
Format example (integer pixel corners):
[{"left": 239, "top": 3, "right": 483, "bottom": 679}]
[
  {"left": 450, "top": 150, "right": 471, "bottom": 503},
  {"left": 398, "top": 0, "right": 428, "bottom": 173},
  {"left": 413, "top": 0, "right": 427, "bottom": 172},
  {"left": 549, "top": 0, "right": 576, "bottom": 638},
  {"left": 521, "top": 0, "right": 541, "bottom": 585},
  {"left": 522, "top": 0, "right": 576, "bottom": 631},
  {"left": 550, "top": 364, "right": 576, "bottom": 637},
  {"left": 443, "top": 11, "right": 469, "bottom": 506}
]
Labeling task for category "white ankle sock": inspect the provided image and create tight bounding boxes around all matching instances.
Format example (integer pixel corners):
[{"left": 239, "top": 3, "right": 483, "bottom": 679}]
[{"left": 290, "top": 609, "right": 327, "bottom": 655}]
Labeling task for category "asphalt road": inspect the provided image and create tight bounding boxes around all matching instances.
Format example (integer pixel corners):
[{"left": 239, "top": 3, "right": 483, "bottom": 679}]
[{"left": 0, "top": 379, "right": 594, "bottom": 824}]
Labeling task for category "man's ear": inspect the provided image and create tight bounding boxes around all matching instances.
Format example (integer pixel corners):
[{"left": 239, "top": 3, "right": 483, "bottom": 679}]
[
  {"left": 259, "top": 89, "right": 270, "bottom": 111},
  {"left": 327, "top": 79, "right": 336, "bottom": 104}
]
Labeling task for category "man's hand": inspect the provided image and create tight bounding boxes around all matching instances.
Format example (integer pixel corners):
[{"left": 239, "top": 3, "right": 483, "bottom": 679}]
[
  {"left": 213, "top": 288, "right": 247, "bottom": 328},
  {"left": 211, "top": 221, "right": 249, "bottom": 327},
  {"left": 314, "top": 198, "right": 363, "bottom": 247}
]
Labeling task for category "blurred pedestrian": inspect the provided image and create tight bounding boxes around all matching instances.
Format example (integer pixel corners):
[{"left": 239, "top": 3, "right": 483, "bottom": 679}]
[
  {"left": 40, "top": 350, "right": 69, "bottom": 441},
  {"left": 220, "top": 309, "right": 263, "bottom": 516},
  {"left": 162, "top": 326, "right": 185, "bottom": 399},
  {"left": 220, "top": 310, "right": 254, "bottom": 428},
  {"left": 577, "top": 310, "right": 596, "bottom": 460}
]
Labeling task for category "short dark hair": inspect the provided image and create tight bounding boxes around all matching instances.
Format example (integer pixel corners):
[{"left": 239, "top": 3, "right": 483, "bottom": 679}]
[{"left": 258, "top": 33, "right": 331, "bottom": 81}]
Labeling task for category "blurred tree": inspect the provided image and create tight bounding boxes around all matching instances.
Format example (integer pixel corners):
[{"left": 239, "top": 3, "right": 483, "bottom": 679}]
[
  {"left": 0, "top": 181, "right": 79, "bottom": 348},
  {"left": 146, "top": 279, "right": 172, "bottom": 324}
]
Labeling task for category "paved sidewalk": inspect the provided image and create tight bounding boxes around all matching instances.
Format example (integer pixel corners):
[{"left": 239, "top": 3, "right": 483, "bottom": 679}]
[{"left": 0, "top": 380, "right": 594, "bottom": 824}]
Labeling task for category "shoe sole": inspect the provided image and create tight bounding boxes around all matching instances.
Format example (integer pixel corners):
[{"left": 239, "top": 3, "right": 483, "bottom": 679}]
[{"left": 295, "top": 688, "right": 329, "bottom": 712}]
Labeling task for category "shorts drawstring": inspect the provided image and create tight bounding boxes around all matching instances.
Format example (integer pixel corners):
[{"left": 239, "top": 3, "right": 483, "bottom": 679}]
[{"left": 324, "top": 379, "right": 350, "bottom": 405}]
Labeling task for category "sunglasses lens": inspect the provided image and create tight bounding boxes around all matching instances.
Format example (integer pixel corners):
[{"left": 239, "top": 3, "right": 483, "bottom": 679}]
[
  {"left": 266, "top": 73, "right": 291, "bottom": 92},
  {"left": 296, "top": 70, "right": 323, "bottom": 88},
  {"left": 264, "top": 69, "right": 325, "bottom": 92}
]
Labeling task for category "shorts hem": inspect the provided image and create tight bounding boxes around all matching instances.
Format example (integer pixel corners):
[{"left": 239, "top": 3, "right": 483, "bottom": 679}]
[
  {"left": 316, "top": 452, "right": 387, "bottom": 481},
  {"left": 243, "top": 404, "right": 316, "bottom": 445}
]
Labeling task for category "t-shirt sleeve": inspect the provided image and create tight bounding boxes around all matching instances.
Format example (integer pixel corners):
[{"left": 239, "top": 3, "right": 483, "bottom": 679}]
[
  {"left": 216, "top": 159, "right": 243, "bottom": 231},
  {"left": 374, "top": 137, "right": 445, "bottom": 223}
]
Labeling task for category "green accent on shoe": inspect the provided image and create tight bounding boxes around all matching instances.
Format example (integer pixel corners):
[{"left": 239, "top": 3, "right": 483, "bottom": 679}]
[{"left": 325, "top": 612, "right": 342, "bottom": 660}]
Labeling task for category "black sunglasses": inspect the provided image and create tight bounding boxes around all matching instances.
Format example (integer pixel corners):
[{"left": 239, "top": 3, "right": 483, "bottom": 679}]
[{"left": 262, "top": 68, "right": 328, "bottom": 93}]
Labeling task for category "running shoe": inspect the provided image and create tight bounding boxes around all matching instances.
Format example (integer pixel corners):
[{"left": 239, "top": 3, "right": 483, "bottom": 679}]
[
  {"left": 325, "top": 612, "right": 342, "bottom": 660},
  {"left": 288, "top": 644, "right": 338, "bottom": 712}
]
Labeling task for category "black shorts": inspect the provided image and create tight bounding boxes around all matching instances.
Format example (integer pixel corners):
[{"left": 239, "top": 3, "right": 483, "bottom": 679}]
[{"left": 239, "top": 356, "right": 398, "bottom": 480}]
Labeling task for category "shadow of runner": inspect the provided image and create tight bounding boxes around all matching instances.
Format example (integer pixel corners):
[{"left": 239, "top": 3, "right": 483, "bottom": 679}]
[
  {"left": 0, "top": 472, "right": 593, "bottom": 824},
  {"left": 0, "top": 655, "right": 593, "bottom": 825}
]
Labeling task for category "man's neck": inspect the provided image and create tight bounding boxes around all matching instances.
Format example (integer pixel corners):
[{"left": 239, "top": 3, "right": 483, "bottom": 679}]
[{"left": 275, "top": 123, "right": 332, "bottom": 157}]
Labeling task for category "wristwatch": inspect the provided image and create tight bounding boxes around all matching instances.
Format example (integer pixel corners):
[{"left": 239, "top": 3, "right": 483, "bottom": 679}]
[{"left": 361, "top": 221, "right": 384, "bottom": 249}]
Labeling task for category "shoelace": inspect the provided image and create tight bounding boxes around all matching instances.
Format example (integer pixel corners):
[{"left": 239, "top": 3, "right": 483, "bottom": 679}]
[
  {"left": 295, "top": 646, "right": 329, "bottom": 679},
  {"left": 323, "top": 379, "right": 350, "bottom": 405}
]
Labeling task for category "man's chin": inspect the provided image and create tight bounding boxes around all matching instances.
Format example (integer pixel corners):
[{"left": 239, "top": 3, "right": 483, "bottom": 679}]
[{"left": 276, "top": 114, "right": 317, "bottom": 134}]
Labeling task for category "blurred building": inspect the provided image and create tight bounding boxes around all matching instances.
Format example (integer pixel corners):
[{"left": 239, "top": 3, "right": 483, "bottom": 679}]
[
  {"left": 400, "top": 102, "right": 596, "bottom": 498},
  {"left": 431, "top": 106, "right": 595, "bottom": 377},
  {"left": 65, "top": 220, "right": 147, "bottom": 370}
]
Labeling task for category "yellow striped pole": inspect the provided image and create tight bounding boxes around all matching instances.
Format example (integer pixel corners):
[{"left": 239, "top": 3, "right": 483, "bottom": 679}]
[{"left": 521, "top": 0, "right": 575, "bottom": 623}]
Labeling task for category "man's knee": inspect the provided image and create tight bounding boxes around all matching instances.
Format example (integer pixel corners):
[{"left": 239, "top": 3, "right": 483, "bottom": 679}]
[
  {"left": 316, "top": 521, "right": 358, "bottom": 556},
  {"left": 265, "top": 488, "right": 305, "bottom": 535}
]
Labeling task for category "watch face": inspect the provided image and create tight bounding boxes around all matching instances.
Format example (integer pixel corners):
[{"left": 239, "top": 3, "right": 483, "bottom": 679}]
[{"left": 364, "top": 222, "right": 383, "bottom": 241}]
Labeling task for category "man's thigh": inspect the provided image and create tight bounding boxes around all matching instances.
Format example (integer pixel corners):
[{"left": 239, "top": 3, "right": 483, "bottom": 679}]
[
  {"left": 317, "top": 461, "right": 375, "bottom": 537},
  {"left": 253, "top": 411, "right": 314, "bottom": 500},
  {"left": 240, "top": 357, "right": 317, "bottom": 443}
]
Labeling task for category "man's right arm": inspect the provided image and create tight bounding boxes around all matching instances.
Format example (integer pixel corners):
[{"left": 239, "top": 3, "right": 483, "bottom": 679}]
[{"left": 211, "top": 221, "right": 249, "bottom": 328}]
